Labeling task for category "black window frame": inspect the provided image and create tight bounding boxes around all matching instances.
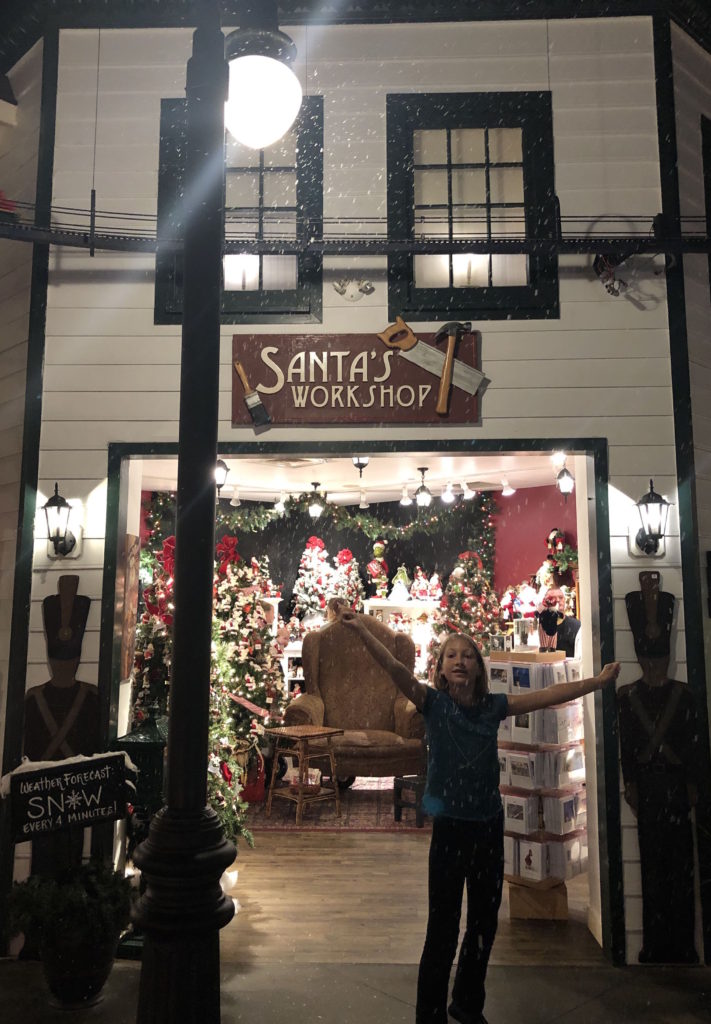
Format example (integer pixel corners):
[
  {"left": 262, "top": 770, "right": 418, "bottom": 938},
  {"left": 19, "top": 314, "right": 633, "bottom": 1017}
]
[
  {"left": 387, "top": 91, "right": 559, "bottom": 321},
  {"left": 155, "top": 95, "right": 323, "bottom": 325}
]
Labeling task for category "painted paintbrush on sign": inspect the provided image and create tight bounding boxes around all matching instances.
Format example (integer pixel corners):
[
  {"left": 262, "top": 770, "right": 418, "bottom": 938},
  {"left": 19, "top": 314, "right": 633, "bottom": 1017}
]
[{"left": 234, "top": 360, "right": 271, "bottom": 432}]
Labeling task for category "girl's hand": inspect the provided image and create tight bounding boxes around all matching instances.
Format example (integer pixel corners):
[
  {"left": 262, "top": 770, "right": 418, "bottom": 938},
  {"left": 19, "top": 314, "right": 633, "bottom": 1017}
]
[
  {"left": 338, "top": 610, "right": 361, "bottom": 628},
  {"left": 596, "top": 662, "right": 621, "bottom": 689}
]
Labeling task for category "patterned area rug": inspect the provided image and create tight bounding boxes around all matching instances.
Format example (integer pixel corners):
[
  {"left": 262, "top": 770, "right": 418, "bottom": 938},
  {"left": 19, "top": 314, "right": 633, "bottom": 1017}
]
[{"left": 245, "top": 776, "right": 430, "bottom": 833}]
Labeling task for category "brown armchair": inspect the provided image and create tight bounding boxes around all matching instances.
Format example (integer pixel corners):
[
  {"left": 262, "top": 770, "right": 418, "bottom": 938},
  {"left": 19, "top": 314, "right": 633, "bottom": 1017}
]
[{"left": 283, "top": 613, "right": 426, "bottom": 779}]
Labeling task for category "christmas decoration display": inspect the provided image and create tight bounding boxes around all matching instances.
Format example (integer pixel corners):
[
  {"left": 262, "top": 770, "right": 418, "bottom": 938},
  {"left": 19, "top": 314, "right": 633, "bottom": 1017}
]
[
  {"left": 292, "top": 536, "right": 335, "bottom": 623},
  {"left": 143, "top": 490, "right": 497, "bottom": 579},
  {"left": 428, "top": 572, "right": 443, "bottom": 601},
  {"left": 429, "top": 551, "right": 501, "bottom": 670},
  {"left": 331, "top": 548, "right": 365, "bottom": 610},
  {"left": 366, "top": 539, "right": 389, "bottom": 598},
  {"left": 131, "top": 529, "right": 285, "bottom": 845},
  {"left": 410, "top": 566, "right": 430, "bottom": 601},
  {"left": 389, "top": 564, "right": 412, "bottom": 603}
]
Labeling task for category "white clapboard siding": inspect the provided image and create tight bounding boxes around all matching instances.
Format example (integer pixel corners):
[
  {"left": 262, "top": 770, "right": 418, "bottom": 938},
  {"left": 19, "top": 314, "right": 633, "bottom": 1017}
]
[
  {"left": 0, "top": 40, "right": 43, "bottom": 767},
  {"left": 672, "top": 22, "right": 711, "bottom": 776},
  {"left": 33, "top": 17, "right": 691, "bottom": 961}
]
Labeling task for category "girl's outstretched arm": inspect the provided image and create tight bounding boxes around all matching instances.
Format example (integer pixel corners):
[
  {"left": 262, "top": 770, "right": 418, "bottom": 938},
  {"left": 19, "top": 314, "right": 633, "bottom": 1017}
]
[
  {"left": 339, "top": 610, "right": 428, "bottom": 711},
  {"left": 506, "top": 662, "right": 620, "bottom": 716}
]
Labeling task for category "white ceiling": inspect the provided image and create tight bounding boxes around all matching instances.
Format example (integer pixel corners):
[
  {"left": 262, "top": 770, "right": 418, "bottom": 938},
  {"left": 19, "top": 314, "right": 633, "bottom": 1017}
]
[{"left": 138, "top": 451, "right": 572, "bottom": 505}]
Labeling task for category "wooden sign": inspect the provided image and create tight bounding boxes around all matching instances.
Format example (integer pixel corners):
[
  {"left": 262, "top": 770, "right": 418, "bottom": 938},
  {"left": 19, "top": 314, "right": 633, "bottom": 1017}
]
[
  {"left": 8, "top": 752, "right": 131, "bottom": 841},
  {"left": 232, "top": 325, "right": 486, "bottom": 427}
]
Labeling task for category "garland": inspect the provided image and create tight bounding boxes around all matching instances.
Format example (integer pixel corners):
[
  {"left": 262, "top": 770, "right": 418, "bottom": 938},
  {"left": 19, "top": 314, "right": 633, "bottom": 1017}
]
[{"left": 143, "top": 489, "right": 497, "bottom": 580}]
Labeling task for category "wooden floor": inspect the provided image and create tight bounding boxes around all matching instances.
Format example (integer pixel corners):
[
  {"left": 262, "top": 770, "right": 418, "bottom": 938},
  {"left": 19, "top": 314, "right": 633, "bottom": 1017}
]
[{"left": 221, "top": 832, "right": 606, "bottom": 967}]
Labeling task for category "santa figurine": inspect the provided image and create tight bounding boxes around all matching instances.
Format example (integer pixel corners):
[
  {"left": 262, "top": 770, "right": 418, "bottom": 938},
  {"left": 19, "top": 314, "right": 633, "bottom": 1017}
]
[
  {"left": 366, "top": 539, "right": 389, "bottom": 599},
  {"left": 428, "top": 572, "right": 443, "bottom": 601},
  {"left": 410, "top": 566, "right": 430, "bottom": 601},
  {"left": 500, "top": 586, "right": 518, "bottom": 621}
]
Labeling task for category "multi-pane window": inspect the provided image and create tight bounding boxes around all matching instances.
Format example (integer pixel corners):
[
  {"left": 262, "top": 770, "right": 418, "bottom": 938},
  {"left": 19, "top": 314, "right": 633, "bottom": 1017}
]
[
  {"left": 155, "top": 96, "right": 323, "bottom": 324},
  {"left": 387, "top": 92, "right": 559, "bottom": 321}
]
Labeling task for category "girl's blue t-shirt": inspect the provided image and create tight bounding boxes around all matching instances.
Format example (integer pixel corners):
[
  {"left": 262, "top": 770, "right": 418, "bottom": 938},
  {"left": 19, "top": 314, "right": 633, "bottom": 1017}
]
[{"left": 422, "top": 688, "right": 509, "bottom": 821}]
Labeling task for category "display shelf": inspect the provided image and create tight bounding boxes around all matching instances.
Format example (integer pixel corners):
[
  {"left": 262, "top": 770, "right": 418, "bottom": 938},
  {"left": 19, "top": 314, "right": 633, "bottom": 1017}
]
[
  {"left": 506, "top": 827, "right": 586, "bottom": 844},
  {"left": 504, "top": 873, "right": 564, "bottom": 889},
  {"left": 363, "top": 599, "right": 439, "bottom": 678},
  {"left": 280, "top": 640, "right": 303, "bottom": 696},
  {"left": 500, "top": 783, "right": 584, "bottom": 798},
  {"left": 498, "top": 739, "right": 583, "bottom": 753}
]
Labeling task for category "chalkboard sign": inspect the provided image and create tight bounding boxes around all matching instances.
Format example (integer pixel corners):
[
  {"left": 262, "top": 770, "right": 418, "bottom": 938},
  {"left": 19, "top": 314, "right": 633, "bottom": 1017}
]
[{"left": 9, "top": 753, "right": 130, "bottom": 842}]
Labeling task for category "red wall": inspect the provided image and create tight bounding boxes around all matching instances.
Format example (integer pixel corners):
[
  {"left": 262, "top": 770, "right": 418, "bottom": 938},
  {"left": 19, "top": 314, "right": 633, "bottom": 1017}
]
[{"left": 493, "top": 485, "right": 577, "bottom": 593}]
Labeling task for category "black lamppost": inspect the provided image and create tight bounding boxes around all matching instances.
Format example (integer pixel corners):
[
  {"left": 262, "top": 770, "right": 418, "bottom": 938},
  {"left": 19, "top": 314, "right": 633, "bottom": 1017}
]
[
  {"left": 131, "top": 5, "right": 234, "bottom": 1022},
  {"left": 131, "top": 1, "right": 303, "bottom": 1019}
]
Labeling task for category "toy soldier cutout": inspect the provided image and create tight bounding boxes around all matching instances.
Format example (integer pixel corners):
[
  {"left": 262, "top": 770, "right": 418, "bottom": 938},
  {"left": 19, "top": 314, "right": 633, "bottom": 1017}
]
[
  {"left": 618, "top": 570, "right": 700, "bottom": 963},
  {"left": 23, "top": 575, "right": 99, "bottom": 876}
]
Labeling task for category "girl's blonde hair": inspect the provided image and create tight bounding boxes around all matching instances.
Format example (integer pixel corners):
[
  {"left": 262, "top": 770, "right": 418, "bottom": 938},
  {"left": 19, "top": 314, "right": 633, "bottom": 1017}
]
[{"left": 434, "top": 633, "right": 488, "bottom": 702}]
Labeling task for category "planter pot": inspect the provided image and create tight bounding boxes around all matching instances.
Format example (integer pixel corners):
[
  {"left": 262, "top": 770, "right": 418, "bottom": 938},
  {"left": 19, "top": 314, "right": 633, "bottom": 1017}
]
[{"left": 41, "top": 933, "right": 118, "bottom": 1008}]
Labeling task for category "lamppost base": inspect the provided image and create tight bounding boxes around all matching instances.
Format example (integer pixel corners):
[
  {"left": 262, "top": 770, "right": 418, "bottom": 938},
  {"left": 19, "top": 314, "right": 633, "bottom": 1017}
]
[{"left": 132, "top": 805, "right": 236, "bottom": 1024}]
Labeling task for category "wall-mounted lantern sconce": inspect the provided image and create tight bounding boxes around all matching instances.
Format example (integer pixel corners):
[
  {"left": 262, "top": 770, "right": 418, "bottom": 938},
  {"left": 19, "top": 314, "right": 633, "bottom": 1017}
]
[
  {"left": 308, "top": 482, "right": 324, "bottom": 519},
  {"left": 224, "top": 0, "right": 302, "bottom": 150},
  {"left": 215, "top": 459, "right": 229, "bottom": 498},
  {"left": 629, "top": 479, "right": 671, "bottom": 557},
  {"left": 43, "top": 483, "right": 82, "bottom": 559}
]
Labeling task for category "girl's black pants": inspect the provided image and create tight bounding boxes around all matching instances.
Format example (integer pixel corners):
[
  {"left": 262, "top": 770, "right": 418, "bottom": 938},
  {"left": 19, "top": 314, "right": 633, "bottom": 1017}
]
[{"left": 416, "top": 812, "right": 504, "bottom": 1024}]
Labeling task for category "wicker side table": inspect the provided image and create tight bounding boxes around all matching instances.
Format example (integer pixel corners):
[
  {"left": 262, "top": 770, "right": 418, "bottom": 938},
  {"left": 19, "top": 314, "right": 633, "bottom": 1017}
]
[{"left": 263, "top": 725, "right": 344, "bottom": 826}]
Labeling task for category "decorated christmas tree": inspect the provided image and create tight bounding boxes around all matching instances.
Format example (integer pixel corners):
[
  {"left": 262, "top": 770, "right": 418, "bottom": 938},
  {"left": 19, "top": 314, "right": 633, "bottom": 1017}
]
[
  {"left": 131, "top": 531, "right": 285, "bottom": 845},
  {"left": 292, "top": 535, "right": 335, "bottom": 622},
  {"left": 429, "top": 551, "right": 501, "bottom": 672},
  {"left": 131, "top": 535, "right": 175, "bottom": 719},
  {"left": 331, "top": 548, "right": 365, "bottom": 610}
]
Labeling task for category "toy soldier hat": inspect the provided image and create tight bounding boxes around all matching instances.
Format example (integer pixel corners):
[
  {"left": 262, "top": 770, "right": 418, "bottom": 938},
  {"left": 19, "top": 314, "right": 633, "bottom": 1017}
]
[
  {"left": 43, "top": 575, "right": 91, "bottom": 660},
  {"left": 624, "top": 589, "right": 674, "bottom": 659}
]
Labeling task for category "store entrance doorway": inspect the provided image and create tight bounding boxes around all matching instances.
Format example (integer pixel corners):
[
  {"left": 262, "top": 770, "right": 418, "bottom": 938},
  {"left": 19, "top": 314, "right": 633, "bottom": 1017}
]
[{"left": 103, "top": 440, "right": 617, "bottom": 966}]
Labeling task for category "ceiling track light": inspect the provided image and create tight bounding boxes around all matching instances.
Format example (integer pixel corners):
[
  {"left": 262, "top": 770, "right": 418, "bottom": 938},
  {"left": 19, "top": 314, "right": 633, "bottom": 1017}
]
[
  {"left": 441, "top": 482, "right": 455, "bottom": 505},
  {"left": 358, "top": 490, "right": 370, "bottom": 510},
  {"left": 230, "top": 486, "right": 241, "bottom": 507},
  {"left": 501, "top": 480, "right": 516, "bottom": 497},
  {"left": 415, "top": 467, "right": 432, "bottom": 508},
  {"left": 461, "top": 481, "right": 476, "bottom": 500},
  {"left": 308, "top": 482, "right": 324, "bottom": 519},
  {"left": 274, "top": 491, "right": 286, "bottom": 514},
  {"left": 400, "top": 485, "right": 413, "bottom": 507}
]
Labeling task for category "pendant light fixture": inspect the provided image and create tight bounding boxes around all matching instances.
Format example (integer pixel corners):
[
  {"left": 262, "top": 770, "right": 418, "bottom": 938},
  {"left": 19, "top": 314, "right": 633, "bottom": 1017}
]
[
  {"left": 415, "top": 467, "right": 432, "bottom": 508},
  {"left": 556, "top": 467, "right": 575, "bottom": 501},
  {"left": 308, "top": 482, "right": 324, "bottom": 519},
  {"left": 224, "top": 1, "right": 303, "bottom": 150},
  {"left": 352, "top": 455, "right": 369, "bottom": 479}
]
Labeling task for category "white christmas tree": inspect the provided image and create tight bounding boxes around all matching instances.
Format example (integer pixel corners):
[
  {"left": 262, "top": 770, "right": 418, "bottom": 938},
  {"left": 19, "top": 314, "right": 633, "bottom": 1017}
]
[
  {"left": 331, "top": 548, "right": 365, "bottom": 610},
  {"left": 292, "top": 535, "right": 335, "bottom": 623}
]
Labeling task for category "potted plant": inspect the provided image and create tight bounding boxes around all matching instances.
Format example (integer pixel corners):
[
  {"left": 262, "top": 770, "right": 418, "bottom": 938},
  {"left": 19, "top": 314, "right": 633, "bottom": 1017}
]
[{"left": 7, "top": 859, "right": 133, "bottom": 1008}]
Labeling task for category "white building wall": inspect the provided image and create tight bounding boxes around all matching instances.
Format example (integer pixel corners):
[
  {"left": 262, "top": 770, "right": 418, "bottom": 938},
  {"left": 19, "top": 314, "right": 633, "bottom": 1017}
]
[
  {"left": 36, "top": 16, "right": 679, "bottom": 959},
  {"left": 0, "top": 41, "right": 43, "bottom": 767}
]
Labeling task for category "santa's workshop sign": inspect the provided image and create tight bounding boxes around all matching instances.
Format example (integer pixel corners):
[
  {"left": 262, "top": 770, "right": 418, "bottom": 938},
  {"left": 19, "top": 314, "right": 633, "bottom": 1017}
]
[{"left": 232, "top": 319, "right": 488, "bottom": 429}]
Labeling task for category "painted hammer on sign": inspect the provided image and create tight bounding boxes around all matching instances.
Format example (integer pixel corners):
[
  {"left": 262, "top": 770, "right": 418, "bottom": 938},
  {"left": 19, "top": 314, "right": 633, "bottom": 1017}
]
[{"left": 434, "top": 321, "right": 471, "bottom": 415}]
